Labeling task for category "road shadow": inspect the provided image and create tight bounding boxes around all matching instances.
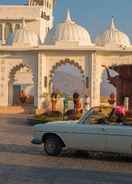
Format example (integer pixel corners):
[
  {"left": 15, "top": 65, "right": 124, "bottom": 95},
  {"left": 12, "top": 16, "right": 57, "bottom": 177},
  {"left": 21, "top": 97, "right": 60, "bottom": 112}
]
[
  {"left": 0, "top": 143, "right": 42, "bottom": 155},
  {"left": 0, "top": 143, "right": 132, "bottom": 163},
  {"left": 0, "top": 116, "right": 35, "bottom": 126},
  {"left": 60, "top": 149, "right": 132, "bottom": 163},
  {"left": 0, "top": 163, "right": 132, "bottom": 184}
]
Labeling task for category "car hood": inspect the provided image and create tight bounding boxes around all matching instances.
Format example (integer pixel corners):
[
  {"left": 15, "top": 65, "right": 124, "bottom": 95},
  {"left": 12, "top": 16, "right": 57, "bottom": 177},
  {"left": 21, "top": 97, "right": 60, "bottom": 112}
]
[{"left": 34, "top": 120, "right": 78, "bottom": 131}]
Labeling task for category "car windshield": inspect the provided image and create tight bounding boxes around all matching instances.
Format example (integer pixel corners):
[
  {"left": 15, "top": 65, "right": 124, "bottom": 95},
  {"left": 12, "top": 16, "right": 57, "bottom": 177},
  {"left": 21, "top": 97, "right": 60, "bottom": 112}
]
[
  {"left": 79, "top": 108, "right": 94, "bottom": 122},
  {"left": 79, "top": 106, "right": 112, "bottom": 124}
]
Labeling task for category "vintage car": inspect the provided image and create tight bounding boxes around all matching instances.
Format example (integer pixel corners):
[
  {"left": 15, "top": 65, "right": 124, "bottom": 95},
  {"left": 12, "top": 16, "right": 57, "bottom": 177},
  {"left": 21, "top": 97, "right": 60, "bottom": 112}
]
[{"left": 31, "top": 106, "right": 132, "bottom": 156}]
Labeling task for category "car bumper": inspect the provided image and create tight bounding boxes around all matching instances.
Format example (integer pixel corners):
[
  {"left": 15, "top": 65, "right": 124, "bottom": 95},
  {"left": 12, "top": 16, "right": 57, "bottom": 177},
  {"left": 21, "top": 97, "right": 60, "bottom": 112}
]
[{"left": 31, "top": 138, "right": 42, "bottom": 145}]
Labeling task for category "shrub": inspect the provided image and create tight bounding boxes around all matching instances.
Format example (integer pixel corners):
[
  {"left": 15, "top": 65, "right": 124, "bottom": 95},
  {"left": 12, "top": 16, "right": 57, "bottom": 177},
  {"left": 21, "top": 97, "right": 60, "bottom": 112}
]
[
  {"left": 43, "top": 111, "right": 63, "bottom": 118},
  {"left": 35, "top": 111, "right": 63, "bottom": 124}
]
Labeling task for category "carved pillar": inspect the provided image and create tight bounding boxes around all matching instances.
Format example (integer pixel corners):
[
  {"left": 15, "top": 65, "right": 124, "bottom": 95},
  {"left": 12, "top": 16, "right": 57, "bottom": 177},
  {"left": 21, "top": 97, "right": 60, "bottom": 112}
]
[
  {"left": 90, "top": 52, "right": 101, "bottom": 107},
  {"left": 0, "top": 24, "right": 2, "bottom": 41},
  {"left": 42, "top": 54, "right": 48, "bottom": 94},
  {"left": 2, "top": 23, "right": 5, "bottom": 45},
  {"left": 0, "top": 60, "right": 9, "bottom": 106},
  {"left": 84, "top": 55, "right": 90, "bottom": 96},
  {"left": 35, "top": 52, "right": 43, "bottom": 109},
  {"left": 12, "top": 23, "right": 16, "bottom": 33}
]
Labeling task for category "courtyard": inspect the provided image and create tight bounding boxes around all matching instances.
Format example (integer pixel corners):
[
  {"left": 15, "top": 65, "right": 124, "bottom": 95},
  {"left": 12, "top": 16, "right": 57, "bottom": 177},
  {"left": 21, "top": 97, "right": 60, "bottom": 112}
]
[{"left": 0, "top": 115, "right": 132, "bottom": 183}]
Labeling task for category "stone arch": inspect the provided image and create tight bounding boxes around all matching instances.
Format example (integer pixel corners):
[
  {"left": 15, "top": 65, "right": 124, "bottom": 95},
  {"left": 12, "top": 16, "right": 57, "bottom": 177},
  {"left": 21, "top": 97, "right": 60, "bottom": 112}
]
[
  {"left": 8, "top": 63, "right": 32, "bottom": 83},
  {"left": 8, "top": 63, "right": 34, "bottom": 106},
  {"left": 48, "top": 58, "right": 85, "bottom": 95},
  {"left": 49, "top": 58, "right": 85, "bottom": 82}
]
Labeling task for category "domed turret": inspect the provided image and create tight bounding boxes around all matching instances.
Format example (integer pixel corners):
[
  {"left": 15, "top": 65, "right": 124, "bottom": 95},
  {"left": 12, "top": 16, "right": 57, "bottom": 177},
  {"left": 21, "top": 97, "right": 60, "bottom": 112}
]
[
  {"left": 44, "top": 10, "right": 93, "bottom": 46},
  {"left": 95, "top": 18, "right": 131, "bottom": 47},
  {"left": 7, "top": 19, "right": 39, "bottom": 47}
]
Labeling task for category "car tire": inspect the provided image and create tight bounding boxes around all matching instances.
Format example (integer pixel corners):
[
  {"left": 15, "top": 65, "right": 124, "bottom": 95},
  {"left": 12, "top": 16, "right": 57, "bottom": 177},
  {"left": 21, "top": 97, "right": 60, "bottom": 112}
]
[{"left": 44, "top": 136, "right": 62, "bottom": 156}]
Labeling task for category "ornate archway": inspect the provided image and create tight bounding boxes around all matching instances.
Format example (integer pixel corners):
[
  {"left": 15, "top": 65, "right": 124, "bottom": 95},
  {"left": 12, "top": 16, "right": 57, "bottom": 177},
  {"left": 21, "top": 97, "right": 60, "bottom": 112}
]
[
  {"left": 8, "top": 63, "right": 32, "bottom": 82},
  {"left": 8, "top": 63, "right": 34, "bottom": 106},
  {"left": 48, "top": 58, "right": 85, "bottom": 95},
  {"left": 49, "top": 58, "right": 85, "bottom": 81}
]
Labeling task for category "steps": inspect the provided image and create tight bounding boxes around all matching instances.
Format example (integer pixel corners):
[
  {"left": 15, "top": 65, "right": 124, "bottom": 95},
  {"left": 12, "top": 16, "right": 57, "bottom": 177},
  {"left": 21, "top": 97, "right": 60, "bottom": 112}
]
[{"left": 0, "top": 106, "right": 34, "bottom": 114}]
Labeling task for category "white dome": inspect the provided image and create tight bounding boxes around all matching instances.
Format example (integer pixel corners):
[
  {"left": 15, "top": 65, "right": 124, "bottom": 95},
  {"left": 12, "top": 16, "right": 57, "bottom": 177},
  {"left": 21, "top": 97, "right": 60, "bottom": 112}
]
[
  {"left": 95, "top": 18, "right": 131, "bottom": 47},
  {"left": 8, "top": 20, "right": 39, "bottom": 47},
  {"left": 45, "top": 10, "right": 93, "bottom": 46}
]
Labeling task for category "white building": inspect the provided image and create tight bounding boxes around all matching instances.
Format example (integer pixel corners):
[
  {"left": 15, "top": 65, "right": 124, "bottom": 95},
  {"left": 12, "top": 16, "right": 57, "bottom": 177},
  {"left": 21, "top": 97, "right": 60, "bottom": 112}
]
[{"left": 0, "top": 0, "right": 132, "bottom": 113}]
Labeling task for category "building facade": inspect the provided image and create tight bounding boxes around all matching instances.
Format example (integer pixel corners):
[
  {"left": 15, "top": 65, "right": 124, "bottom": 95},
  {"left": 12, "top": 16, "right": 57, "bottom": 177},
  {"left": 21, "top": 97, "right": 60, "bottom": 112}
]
[{"left": 0, "top": 0, "right": 132, "bottom": 112}]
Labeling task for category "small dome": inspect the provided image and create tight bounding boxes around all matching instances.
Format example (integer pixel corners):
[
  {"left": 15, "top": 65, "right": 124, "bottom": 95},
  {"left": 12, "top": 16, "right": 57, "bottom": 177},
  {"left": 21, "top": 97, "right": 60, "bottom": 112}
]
[
  {"left": 45, "top": 10, "right": 93, "bottom": 46},
  {"left": 8, "top": 20, "right": 39, "bottom": 47},
  {"left": 95, "top": 18, "right": 131, "bottom": 47}
]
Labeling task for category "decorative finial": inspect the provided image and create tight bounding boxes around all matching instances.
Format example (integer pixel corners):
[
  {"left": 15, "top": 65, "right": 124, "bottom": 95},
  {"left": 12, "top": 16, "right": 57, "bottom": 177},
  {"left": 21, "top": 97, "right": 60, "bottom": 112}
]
[
  {"left": 65, "top": 9, "right": 72, "bottom": 22},
  {"left": 111, "top": 16, "right": 116, "bottom": 29}
]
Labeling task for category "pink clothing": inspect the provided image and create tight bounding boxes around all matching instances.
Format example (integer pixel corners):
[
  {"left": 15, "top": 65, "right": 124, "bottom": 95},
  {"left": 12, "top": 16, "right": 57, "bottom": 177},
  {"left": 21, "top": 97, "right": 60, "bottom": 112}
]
[{"left": 115, "top": 105, "right": 126, "bottom": 116}]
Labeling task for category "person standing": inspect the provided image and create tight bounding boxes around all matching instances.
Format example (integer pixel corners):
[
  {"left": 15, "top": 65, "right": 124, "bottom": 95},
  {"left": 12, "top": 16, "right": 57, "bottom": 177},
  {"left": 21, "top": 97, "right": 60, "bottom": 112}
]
[
  {"left": 108, "top": 93, "right": 116, "bottom": 107},
  {"left": 84, "top": 95, "right": 90, "bottom": 112},
  {"left": 19, "top": 90, "right": 27, "bottom": 104},
  {"left": 51, "top": 92, "right": 57, "bottom": 112},
  {"left": 73, "top": 92, "right": 79, "bottom": 112},
  {"left": 75, "top": 96, "right": 82, "bottom": 113},
  {"left": 63, "top": 96, "right": 68, "bottom": 113},
  {"left": 109, "top": 102, "right": 127, "bottom": 123}
]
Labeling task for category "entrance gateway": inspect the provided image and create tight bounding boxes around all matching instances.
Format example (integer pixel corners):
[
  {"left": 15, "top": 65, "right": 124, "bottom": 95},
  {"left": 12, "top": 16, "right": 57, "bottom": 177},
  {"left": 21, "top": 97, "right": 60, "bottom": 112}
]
[
  {"left": 0, "top": 1, "right": 132, "bottom": 114},
  {"left": 8, "top": 64, "right": 34, "bottom": 107}
]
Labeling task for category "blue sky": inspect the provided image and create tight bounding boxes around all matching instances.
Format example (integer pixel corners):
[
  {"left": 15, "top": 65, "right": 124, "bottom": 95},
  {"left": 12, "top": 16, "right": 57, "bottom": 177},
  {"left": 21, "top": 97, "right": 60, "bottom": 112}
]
[{"left": 1, "top": 0, "right": 132, "bottom": 40}]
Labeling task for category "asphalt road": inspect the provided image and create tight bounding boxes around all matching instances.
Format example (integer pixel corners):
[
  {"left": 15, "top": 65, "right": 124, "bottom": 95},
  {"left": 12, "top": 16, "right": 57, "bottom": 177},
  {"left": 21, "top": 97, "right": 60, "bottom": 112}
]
[{"left": 0, "top": 115, "right": 132, "bottom": 184}]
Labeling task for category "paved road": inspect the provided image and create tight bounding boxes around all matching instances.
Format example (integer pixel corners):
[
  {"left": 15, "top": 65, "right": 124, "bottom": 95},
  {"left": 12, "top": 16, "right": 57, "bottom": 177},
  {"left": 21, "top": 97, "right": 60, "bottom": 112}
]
[{"left": 0, "top": 115, "right": 132, "bottom": 184}]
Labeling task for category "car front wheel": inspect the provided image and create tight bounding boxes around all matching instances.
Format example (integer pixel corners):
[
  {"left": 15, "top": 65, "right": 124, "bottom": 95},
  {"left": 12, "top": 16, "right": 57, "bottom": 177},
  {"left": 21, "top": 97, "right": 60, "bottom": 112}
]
[{"left": 44, "top": 137, "right": 62, "bottom": 156}]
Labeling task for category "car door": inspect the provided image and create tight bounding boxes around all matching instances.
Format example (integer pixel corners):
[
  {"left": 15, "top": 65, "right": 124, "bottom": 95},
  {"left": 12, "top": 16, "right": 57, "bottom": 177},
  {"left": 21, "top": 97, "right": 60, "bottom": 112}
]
[
  {"left": 104, "top": 125, "right": 132, "bottom": 154},
  {"left": 65, "top": 123, "right": 107, "bottom": 152},
  {"left": 61, "top": 107, "right": 109, "bottom": 151}
]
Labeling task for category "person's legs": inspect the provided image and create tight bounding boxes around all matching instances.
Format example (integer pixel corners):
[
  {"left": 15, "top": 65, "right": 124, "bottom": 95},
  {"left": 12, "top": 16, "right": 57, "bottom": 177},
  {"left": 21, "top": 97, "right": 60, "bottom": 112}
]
[
  {"left": 116, "top": 114, "right": 124, "bottom": 123},
  {"left": 108, "top": 108, "right": 115, "bottom": 120}
]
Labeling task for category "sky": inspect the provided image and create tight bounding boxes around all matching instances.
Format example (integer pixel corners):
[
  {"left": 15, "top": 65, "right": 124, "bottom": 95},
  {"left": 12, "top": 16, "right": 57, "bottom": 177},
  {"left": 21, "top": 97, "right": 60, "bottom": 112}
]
[{"left": 1, "top": 0, "right": 132, "bottom": 40}]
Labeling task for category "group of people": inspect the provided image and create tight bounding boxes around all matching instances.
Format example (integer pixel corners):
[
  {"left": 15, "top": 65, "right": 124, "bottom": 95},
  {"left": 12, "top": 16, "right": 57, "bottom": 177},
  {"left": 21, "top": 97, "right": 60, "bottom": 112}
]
[
  {"left": 73, "top": 93, "right": 90, "bottom": 113},
  {"left": 71, "top": 92, "right": 128, "bottom": 123},
  {"left": 51, "top": 91, "right": 127, "bottom": 123},
  {"left": 51, "top": 92, "right": 90, "bottom": 114}
]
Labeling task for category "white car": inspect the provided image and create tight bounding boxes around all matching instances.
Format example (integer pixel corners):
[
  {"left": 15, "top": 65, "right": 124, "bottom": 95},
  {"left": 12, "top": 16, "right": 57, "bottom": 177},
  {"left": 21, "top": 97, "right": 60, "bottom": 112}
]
[{"left": 31, "top": 106, "right": 132, "bottom": 156}]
